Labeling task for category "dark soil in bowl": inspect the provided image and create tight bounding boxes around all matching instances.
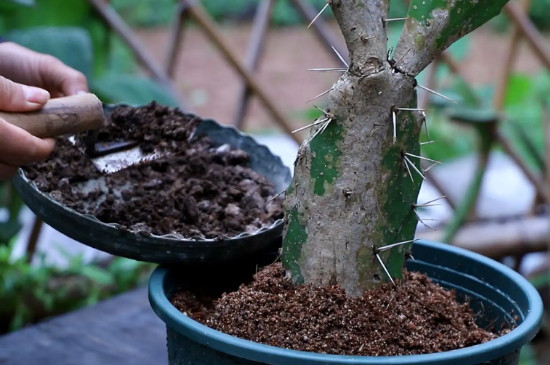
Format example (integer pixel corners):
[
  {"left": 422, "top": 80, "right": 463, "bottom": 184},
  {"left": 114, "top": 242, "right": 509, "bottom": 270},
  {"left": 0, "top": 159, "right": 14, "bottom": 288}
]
[
  {"left": 23, "top": 102, "right": 283, "bottom": 240},
  {"left": 172, "top": 262, "right": 511, "bottom": 356}
]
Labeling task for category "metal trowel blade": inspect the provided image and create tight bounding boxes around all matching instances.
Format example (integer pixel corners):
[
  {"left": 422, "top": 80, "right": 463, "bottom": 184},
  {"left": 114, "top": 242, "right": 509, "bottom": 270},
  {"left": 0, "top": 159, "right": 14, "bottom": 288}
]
[
  {"left": 91, "top": 146, "right": 164, "bottom": 174},
  {"left": 82, "top": 131, "right": 161, "bottom": 174}
]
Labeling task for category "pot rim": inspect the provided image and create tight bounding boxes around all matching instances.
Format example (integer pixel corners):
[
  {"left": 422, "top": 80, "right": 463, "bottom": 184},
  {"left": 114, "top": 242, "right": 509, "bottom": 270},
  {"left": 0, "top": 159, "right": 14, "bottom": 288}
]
[{"left": 148, "top": 240, "right": 543, "bottom": 365}]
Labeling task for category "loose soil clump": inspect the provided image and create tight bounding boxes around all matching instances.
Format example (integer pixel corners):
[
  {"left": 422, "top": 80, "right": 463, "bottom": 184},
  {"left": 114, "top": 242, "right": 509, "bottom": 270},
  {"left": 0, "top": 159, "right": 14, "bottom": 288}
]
[
  {"left": 172, "top": 263, "right": 509, "bottom": 356},
  {"left": 23, "top": 102, "right": 283, "bottom": 239}
]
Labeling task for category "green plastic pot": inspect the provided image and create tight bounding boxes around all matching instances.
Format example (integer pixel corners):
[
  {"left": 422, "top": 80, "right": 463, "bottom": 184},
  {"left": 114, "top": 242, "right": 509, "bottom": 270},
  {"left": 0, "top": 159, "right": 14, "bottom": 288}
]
[{"left": 148, "top": 240, "right": 543, "bottom": 365}]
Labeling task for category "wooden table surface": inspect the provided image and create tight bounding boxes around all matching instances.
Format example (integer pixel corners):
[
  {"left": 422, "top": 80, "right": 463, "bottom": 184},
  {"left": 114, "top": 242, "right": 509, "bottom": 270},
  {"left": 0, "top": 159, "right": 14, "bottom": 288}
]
[{"left": 0, "top": 287, "right": 168, "bottom": 365}]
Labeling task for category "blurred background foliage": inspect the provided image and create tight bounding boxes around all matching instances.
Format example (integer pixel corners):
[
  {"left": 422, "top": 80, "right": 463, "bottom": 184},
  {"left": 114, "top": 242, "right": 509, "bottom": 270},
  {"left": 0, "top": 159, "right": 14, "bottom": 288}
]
[{"left": 0, "top": 2, "right": 549, "bottom": 355}]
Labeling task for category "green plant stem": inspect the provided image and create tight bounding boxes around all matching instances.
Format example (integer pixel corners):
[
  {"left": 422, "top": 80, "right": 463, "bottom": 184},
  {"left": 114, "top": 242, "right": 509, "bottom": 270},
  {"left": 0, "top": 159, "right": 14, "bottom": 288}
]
[{"left": 443, "top": 142, "right": 493, "bottom": 244}]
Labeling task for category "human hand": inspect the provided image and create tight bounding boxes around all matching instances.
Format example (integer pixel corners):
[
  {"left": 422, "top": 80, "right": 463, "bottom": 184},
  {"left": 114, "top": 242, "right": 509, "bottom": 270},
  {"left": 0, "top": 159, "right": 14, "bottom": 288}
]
[
  {"left": 0, "top": 42, "right": 88, "bottom": 97},
  {"left": 0, "top": 42, "right": 89, "bottom": 180},
  {"left": 0, "top": 119, "right": 56, "bottom": 180}
]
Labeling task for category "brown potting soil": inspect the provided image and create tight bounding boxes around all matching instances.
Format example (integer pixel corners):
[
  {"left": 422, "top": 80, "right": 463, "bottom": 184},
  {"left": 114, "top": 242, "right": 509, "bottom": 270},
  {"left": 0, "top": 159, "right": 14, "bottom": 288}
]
[
  {"left": 23, "top": 102, "right": 283, "bottom": 239},
  {"left": 172, "top": 263, "right": 508, "bottom": 356}
]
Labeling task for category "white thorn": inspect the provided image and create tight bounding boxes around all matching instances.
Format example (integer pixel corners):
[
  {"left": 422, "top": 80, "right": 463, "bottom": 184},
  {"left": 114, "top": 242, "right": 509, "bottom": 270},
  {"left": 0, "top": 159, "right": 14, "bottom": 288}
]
[
  {"left": 404, "top": 155, "right": 425, "bottom": 181},
  {"left": 414, "top": 196, "right": 447, "bottom": 208},
  {"left": 319, "top": 118, "right": 331, "bottom": 134},
  {"left": 392, "top": 110, "right": 397, "bottom": 143},
  {"left": 314, "top": 105, "right": 332, "bottom": 116},
  {"left": 415, "top": 202, "right": 441, "bottom": 208},
  {"left": 307, "top": 3, "right": 330, "bottom": 28},
  {"left": 304, "top": 106, "right": 335, "bottom": 141},
  {"left": 414, "top": 210, "right": 436, "bottom": 230},
  {"left": 396, "top": 107, "right": 426, "bottom": 112},
  {"left": 267, "top": 190, "right": 285, "bottom": 204},
  {"left": 417, "top": 84, "right": 457, "bottom": 104},
  {"left": 422, "top": 112, "right": 432, "bottom": 142},
  {"left": 376, "top": 253, "right": 395, "bottom": 286},
  {"left": 310, "top": 118, "right": 332, "bottom": 141},
  {"left": 307, "top": 67, "right": 347, "bottom": 72},
  {"left": 377, "top": 239, "right": 417, "bottom": 252},
  {"left": 405, "top": 152, "right": 441, "bottom": 165},
  {"left": 331, "top": 45, "right": 349, "bottom": 67},
  {"left": 423, "top": 162, "right": 439, "bottom": 172},
  {"left": 384, "top": 17, "right": 407, "bottom": 22},
  {"left": 420, "top": 140, "right": 436, "bottom": 145},
  {"left": 307, "top": 88, "right": 333, "bottom": 103},
  {"left": 403, "top": 154, "right": 414, "bottom": 183},
  {"left": 292, "top": 117, "right": 329, "bottom": 134}
]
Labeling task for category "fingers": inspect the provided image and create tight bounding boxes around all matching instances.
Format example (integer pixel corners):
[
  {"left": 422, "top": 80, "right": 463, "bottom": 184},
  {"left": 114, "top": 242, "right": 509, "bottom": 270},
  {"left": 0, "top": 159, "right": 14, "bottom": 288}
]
[
  {"left": 0, "top": 75, "right": 50, "bottom": 111},
  {"left": 37, "top": 55, "right": 89, "bottom": 97},
  {"left": 59, "top": 68, "right": 89, "bottom": 96},
  {"left": 0, "top": 42, "right": 89, "bottom": 97},
  {"left": 0, "top": 118, "right": 55, "bottom": 169}
]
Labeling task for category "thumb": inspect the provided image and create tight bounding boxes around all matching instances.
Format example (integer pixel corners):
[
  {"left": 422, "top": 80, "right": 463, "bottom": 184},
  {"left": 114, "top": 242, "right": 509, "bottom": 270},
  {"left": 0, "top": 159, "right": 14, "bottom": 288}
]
[{"left": 0, "top": 75, "right": 50, "bottom": 112}]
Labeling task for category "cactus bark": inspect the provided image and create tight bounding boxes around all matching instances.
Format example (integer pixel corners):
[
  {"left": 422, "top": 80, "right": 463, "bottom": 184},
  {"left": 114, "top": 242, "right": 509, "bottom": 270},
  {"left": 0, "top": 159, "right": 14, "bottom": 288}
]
[{"left": 282, "top": 0, "right": 509, "bottom": 296}]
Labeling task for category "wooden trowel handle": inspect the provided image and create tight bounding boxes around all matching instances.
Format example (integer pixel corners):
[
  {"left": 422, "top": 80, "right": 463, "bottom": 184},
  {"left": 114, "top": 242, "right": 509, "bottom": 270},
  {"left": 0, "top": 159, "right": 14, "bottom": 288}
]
[{"left": 0, "top": 93, "right": 105, "bottom": 138}]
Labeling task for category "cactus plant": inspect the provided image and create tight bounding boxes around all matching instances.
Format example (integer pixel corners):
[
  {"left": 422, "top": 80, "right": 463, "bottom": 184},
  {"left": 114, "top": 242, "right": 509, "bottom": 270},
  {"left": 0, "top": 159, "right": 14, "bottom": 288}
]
[{"left": 283, "top": 0, "right": 509, "bottom": 296}]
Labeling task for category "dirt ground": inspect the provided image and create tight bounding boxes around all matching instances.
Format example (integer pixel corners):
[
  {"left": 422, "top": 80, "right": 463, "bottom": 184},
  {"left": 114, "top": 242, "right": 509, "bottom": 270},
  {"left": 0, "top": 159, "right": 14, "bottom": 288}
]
[{"left": 135, "top": 22, "right": 547, "bottom": 137}]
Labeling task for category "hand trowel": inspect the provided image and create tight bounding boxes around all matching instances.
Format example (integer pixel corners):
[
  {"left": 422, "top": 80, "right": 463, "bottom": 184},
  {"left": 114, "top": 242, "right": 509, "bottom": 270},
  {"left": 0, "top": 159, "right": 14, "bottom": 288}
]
[
  {"left": 0, "top": 93, "right": 149, "bottom": 174},
  {"left": 0, "top": 93, "right": 105, "bottom": 139}
]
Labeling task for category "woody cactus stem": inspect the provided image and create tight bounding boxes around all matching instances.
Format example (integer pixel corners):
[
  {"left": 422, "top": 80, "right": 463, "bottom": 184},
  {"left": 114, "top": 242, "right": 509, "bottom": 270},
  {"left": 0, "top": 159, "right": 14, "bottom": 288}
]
[
  {"left": 283, "top": 1, "right": 423, "bottom": 297},
  {"left": 282, "top": 0, "right": 509, "bottom": 297}
]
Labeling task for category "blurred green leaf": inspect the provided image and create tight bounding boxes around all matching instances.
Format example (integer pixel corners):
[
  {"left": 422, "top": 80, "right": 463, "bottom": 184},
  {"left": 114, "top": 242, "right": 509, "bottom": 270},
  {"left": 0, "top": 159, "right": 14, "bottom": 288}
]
[
  {"left": 499, "top": 71, "right": 550, "bottom": 171},
  {"left": 506, "top": 120, "right": 545, "bottom": 172},
  {"left": 529, "top": 271, "right": 550, "bottom": 289},
  {"left": 518, "top": 343, "right": 538, "bottom": 365},
  {"left": 1, "top": 0, "right": 91, "bottom": 30},
  {"left": 93, "top": 74, "right": 180, "bottom": 107},
  {"left": 103, "top": 37, "right": 137, "bottom": 75},
  {"left": 79, "top": 266, "right": 114, "bottom": 286},
  {"left": 0, "top": 0, "right": 34, "bottom": 13},
  {"left": 505, "top": 74, "right": 534, "bottom": 106},
  {"left": 5, "top": 0, "right": 34, "bottom": 5},
  {"left": 445, "top": 34, "right": 471, "bottom": 61},
  {"left": 0, "top": 221, "right": 22, "bottom": 244},
  {"left": 452, "top": 78, "right": 481, "bottom": 107},
  {"left": 111, "top": 0, "right": 176, "bottom": 27},
  {"left": 389, "top": 0, "right": 409, "bottom": 18},
  {"left": 447, "top": 106, "right": 499, "bottom": 124},
  {"left": 421, "top": 110, "right": 477, "bottom": 162},
  {"left": 529, "top": 0, "right": 550, "bottom": 30}
]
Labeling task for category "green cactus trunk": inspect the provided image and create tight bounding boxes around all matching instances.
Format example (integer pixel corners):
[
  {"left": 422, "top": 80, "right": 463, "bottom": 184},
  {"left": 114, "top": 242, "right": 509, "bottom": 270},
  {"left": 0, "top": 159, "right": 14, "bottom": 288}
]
[
  {"left": 282, "top": 0, "right": 509, "bottom": 296},
  {"left": 283, "top": 67, "right": 423, "bottom": 296}
]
